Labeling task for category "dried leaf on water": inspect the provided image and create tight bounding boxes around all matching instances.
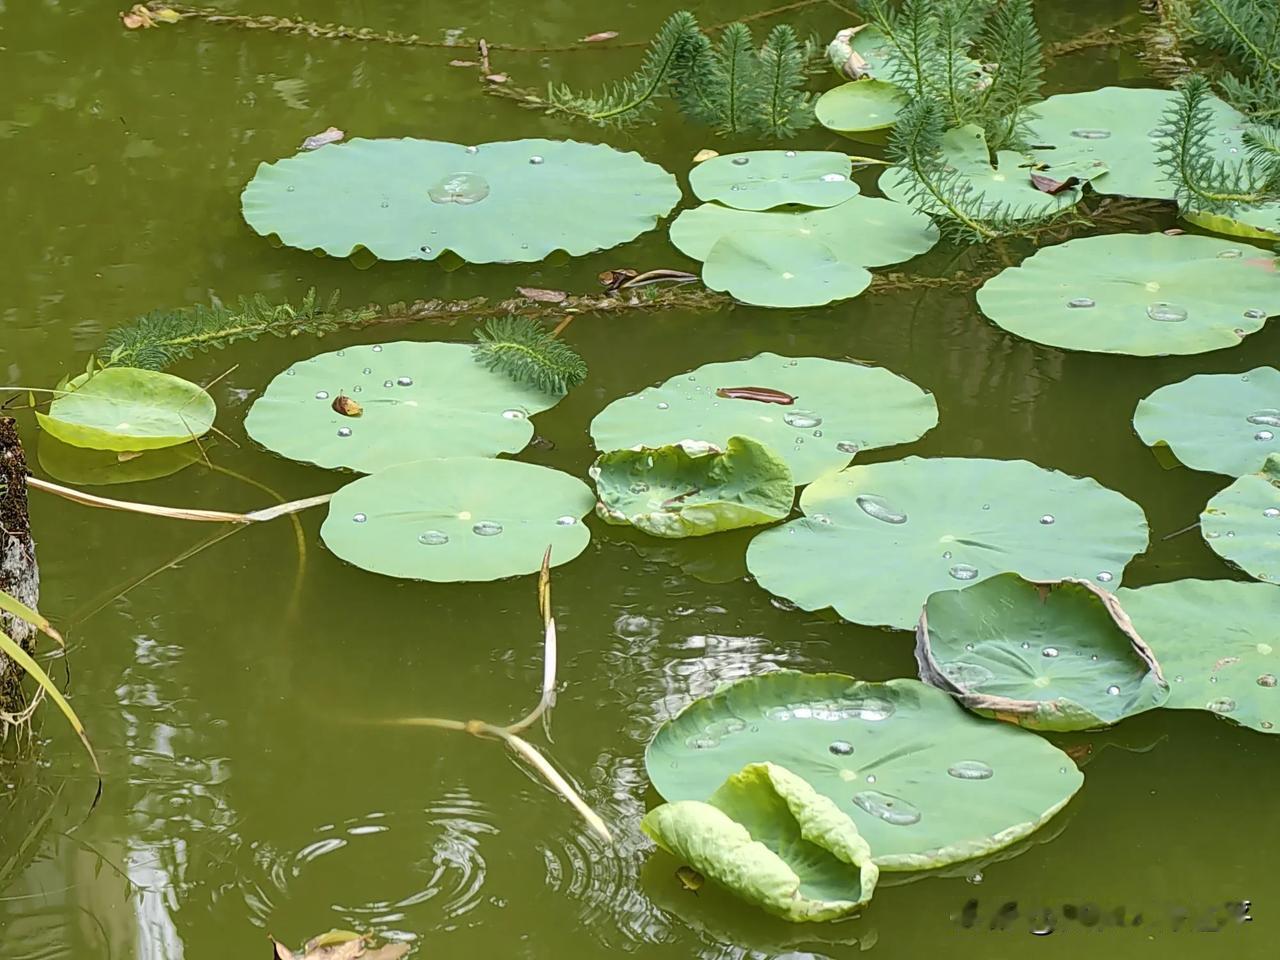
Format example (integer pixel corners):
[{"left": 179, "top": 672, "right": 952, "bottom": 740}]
[
  {"left": 120, "top": 5, "right": 181, "bottom": 29},
  {"left": 598, "top": 268, "right": 638, "bottom": 292},
  {"left": 270, "top": 930, "right": 409, "bottom": 960},
  {"left": 581, "top": 31, "right": 620, "bottom": 42},
  {"left": 1029, "top": 171, "right": 1081, "bottom": 195},
  {"left": 485, "top": 73, "right": 510, "bottom": 84},
  {"left": 448, "top": 59, "right": 479, "bottom": 67},
  {"left": 676, "top": 865, "right": 705, "bottom": 893},
  {"left": 300, "top": 126, "right": 345, "bottom": 151},
  {"left": 692, "top": 149, "right": 719, "bottom": 163},
  {"left": 714, "top": 386, "right": 797, "bottom": 405},
  {"left": 331, "top": 394, "right": 363, "bottom": 417},
  {"left": 516, "top": 286, "right": 568, "bottom": 303}
]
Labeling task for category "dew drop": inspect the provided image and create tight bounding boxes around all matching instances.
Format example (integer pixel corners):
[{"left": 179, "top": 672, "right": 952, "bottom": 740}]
[
  {"left": 1146, "top": 301, "right": 1188, "bottom": 322},
  {"left": 947, "top": 760, "right": 994, "bottom": 780},
  {"left": 396, "top": 376, "right": 413, "bottom": 387},
  {"left": 813, "top": 429, "right": 823, "bottom": 438},
  {"left": 1096, "top": 571, "right": 1114, "bottom": 583},
  {"left": 555, "top": 515, "right": 578, "bottom": 526},
  {"left": 379, "top": 199, "right": 389, "bottom": 208},
  {"left": 418, "top": 530, "right": 449, "bottom": 545},
  {"left": 529, "top": 155, "right": 544, "bottom": 165},
  {"left": 427, "top": 171, "right": 490, "bottom": 205},
  {"left": 286, "top": 185, "right": 295, "bottom": 192},
  {"left": 1042, "top": 647, "right": 1059, "bottom": 658},
  {"left": 686, "top": 734, "right": 720, "bottom": 749},
  {"left": 362, "top": 367, "right": 372, "bottom": 375},
  {"left": 383, "top": 380, "right": 394, "bottom": 388},
  {"left": 820, "top": 172, "right": 847, "bottom": 182},
  {"left": 856, "top": 494, "right": 908, "bottom": 524},
  {"left": 731, "top": 156, "right": 749, "bottom": 165},
  {"left": 314, "top": 390, "right": 330, "bottom": 400},
  {"left": 828, "top": 740, "right": 854, "bottom": 756},
  {"left": 336, "top": 427, "right": 352, "bottom": 438},
  {"left": 372, "top": 345, "right": 383, "bottom": 352},
  {"left": 1208, "top": 697, "right": 1237, "bottom": 714},
  {"left": 1264, "top": 508, "right": 1280, "bottom": 519},
  {"left": 1218, "top": 248, "right": 1243, "bottom": 258},
  {"left": 1257, "top": 431, "right": 1276, "bottom": 442},
  {"left": 968, "top": 871, "right": 984, "bottom": 885},
  {"left": 1258, "top": 674, "right": 1278, "bottom": 687},
  {"left": 1106, "top": 685, "right": 1120, "bottom": 696},
  {"left": 1039, "top": 514, "right": 1055, "bottom": 525},
  {"left": 783, "top": 410, "right": 823, "bottom": 429},
  {"left": 420, "top": 245, "right": 432, "bottom": 255},
  {"left": 465, "top": 145, "right": 479, "bottom": 154},
  {"left": 1243, "top": 308, "right": 1267, "bottom": 320},
  {"left": 943, "top": 551, "right": 953, "bottom": 560},
  {"left": 964, "top": 643, "right": 975, "bottom": 652},
  {"left": 836, "top": 440, "right": 859, "bottom": 454},
  {"left": 1070, "top": 128, "right": 1111, "bottom": 139},
  {"left": 1067, "top": 297, "right": 1095, "bottom": 309},
  {"left": 949, "top": 563, "right": 980, "bottom": 581},
  {"left": 472, "top": 521, "right": 503, "bottom": 536},
  {"left": 501, "top": 408, "right": 527, "bottom": 420},
  {"left": 1248, "top": 410, "right": 1280, "bottom": 428},
  {"left": 352, "top": 513, "right": 367, "bottom": 523},
  {"left": 852, "top": 790, "right": 921, "bottom": 826}
]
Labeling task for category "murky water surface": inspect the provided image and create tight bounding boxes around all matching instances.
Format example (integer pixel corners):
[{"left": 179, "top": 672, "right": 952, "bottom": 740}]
[{"left": 1, "top": 2, "right": 1276, "bottom": 957}]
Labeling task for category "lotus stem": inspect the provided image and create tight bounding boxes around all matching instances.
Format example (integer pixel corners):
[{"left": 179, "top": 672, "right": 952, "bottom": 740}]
[{"left": 27, "top": 476, "right": 330, "bottom": 524}]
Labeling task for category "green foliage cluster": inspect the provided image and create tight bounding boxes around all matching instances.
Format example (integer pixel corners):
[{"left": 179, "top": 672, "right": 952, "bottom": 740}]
[
  {"left": 868, "top": 0, "right": 1054, "bottom": 242},
  {"left": 98, "top": 289, "right": 379, "bottom": 371},
  {"left": 1170, "top": 0, "right": 1280, "bottom": 120},
  {"left": 471, "top": 317, "right": 588, "bottom": 395},
  {"left": 546, "top": 11, "right": 819, "bottom": 137}
]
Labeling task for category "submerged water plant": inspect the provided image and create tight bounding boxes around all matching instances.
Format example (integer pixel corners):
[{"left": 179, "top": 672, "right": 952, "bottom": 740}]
[{"left": 471, "top": 316, "right": 588, "bottom": 395}]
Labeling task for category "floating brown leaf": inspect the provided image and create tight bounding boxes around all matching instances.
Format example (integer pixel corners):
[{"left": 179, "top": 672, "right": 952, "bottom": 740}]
[
  {"left": 580, "top": 31, "right": 619, "bottom": 42},
  {"left": 449, "top": 59, "right": 479, "bottom": 67},
  {"left": 121, "top": 5, "right": 180, "bottom": 28},
  {"left": 598, "top": 268, "right": 638, "bottom": 292},
  {"left": 714, "top": 386, "right": 797, "bottom": 405},
  {"left": 270, "top": 931, "right": 408, "bottom": 960},
  {"left": 692, "top": 149, "right": 719, "bottom": 163},
  {"left": 332, "top": 394, "right": 363, "bottom": 417},
  {"left": 516, "top": 286, "right": 568, "bottom": 304},
  {"left": 300, "top": 126, "right": 345, "bottom": 151},
  {"left": 484, "top": 73, "right": 509, "bottom": 84},
  {"left": 1029, "top": 171, "right": 1081, "bottom": 195}
]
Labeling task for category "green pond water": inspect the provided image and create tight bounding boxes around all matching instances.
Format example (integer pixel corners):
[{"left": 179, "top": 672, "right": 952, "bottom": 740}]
[{"left": 1, "top": 1, "right": 1276, "bottom": 956}]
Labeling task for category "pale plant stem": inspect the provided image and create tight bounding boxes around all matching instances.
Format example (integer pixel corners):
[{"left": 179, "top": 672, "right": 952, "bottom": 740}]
[{"left": 27, "top": 476, "right": 330, "bottom": 523}]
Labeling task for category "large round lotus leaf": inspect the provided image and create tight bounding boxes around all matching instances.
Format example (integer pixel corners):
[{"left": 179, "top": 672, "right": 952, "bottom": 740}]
[
  {"left": 975, "top": 233, "right": 1280, "bottom": 356},
  {"left": 670, "top": 197, "right": 938, "bottom": 268},
  {"left": 645, "top": 671, "right": 1084, "bottom": 870},
  {"left": 690, "top": 151, "right": 858, "bottom": 211},
  {"left": 320, "top": 457, "right": 592, "bottom": 582},
  {"left": 882, "top": 124, "right": 1085, "bottom": 219},
  {"left": 1118, "top": 580, "right": 1280, "bottom": 734},
  {"left": 591, "top": 436, "right": 794, "bottom": 538},
  {"left": 916, "top": 573, "right": 1169, "bottom": 731},
  {"left": 1201, "top": 454, "right": 1280, "bottom": 583},
  {"left": 244, "top": 341, "right": 561, "bottom": 473},
  {"left": 36, "top": 369, "right": 215, "bottom": 452},
  {"left": 37, "top": 435, "right": 200, "bottom": 486},
  {"left": 1134, "top": 367, "right": 1280, "bottom": 477},
  {"left": 702, "top": 233, "right": 872, "bottom": 308},
  {"left": 240, "top": 138, "right": 681, "bottom": 264},
  {"left": 746, "top": 457, "right": 1149, "bottom": 629},
  {"left": 816, "top": 80, "right": 906, "bottom": 134},
  {"left": 589, "top": 353, "right": 938, "bottom": 486},
  {"left": 1027, "top": 86, "right": 1248, "bottom": 200}
]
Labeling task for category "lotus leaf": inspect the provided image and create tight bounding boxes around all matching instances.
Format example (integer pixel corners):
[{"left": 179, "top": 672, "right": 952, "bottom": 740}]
[
  {"left": 320, "top": 457, "right": 593, "bottom": 582},
  {"left": 240, "top": 138, "right": 681, "bottom": 263},
  {"left": 244, "top": 341, "right": 562, "bottom": 473},
  {"left": 1026, "top": 86, "right": 1248, "bottom": 200},
  {"left": 881, "top": 124, "right": 1086, "bottom": 218},
  {"left": 646, "top": 671, "right": 1084, "bottom": 870},
  {"left": 36, "top": 369, "right": 216, "bottom": 452},
  {"left": 689, "top": 151, "right": 859, "bottom": 211},
  {"left": 1185, "top": 205, "right": 1280, "bottom": 241},
  {"left": 591, "top": 436, "right": 794, "bottom": 538},
  {"left": 37, "top": 435, "right": 201, "bottom": 486},
  {"left": 916, "top": 573, "right": 1168, "bottom": 731},
  {"left": 1133, "top": 367, "right": 1280, "bottom": 477},
  {"left": 1201, "top": 454, "right": 1280, "bottom": 583},
  {"left": 669, "top": 197, "right": 937, "bottom": 308},
  {"left": 642, "top": 762, "right": 878, "bottom": 922},
  {"left": 1118, "top": 579, "right": 1280, "bottom": 734},
  {"left": 815, "top": 81, "right": 906, "bottom": 135},
  {"left": 746, "top": 457, "right": 1149, "bottom": 629},
  {"left": 589, "top": 353, "right": 938, "bottom": 486},
  {"left": 975, "top": 233, "right": 1280, "bottom": 356}
]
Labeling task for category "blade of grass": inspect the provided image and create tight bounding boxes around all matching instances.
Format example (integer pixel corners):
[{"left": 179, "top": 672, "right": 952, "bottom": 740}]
[{"left": 0, "top": 588, "right": 64, "bottom": 647}]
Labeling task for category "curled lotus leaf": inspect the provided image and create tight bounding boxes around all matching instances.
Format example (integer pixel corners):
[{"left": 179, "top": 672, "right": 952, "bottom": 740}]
[
  {"left": 589, "top": 352, "right": 938, "bottom": 486},
  {"left": 746, "top": 456, "right": 1149, "bottom": 630},
  {"left": 1026, "top": 86, "right": 1249, "bottom": 200},
  {"left": 642, "top": 762, "right": 878, "bottom": 922},
  {"left": 1118, "top": 579, "right": 1280, "bottom": 734},
  {"left": 240, "top": 138, "right": 681, "bottom": 264},
  {"left": 591, "top": 436, "right": 794, "bottom": 538},
  {"left": 1134, "top": 367, "right": 1280, "bottom": 477},
  {"left": 881, "top": 124, "right": 1087, "bottom": 219},
  {"left": 645, "top": 671, "right": 1084, "bottom": 870},
  {"left": 689, "top": 151, "right": 859, "bottom": 211},
  {"left": 1200, "top": 453, "right": 1280, "bottom": 583},
  {"left": 320, "top": 457, "right": 593, "bottom": 582},
  {"left": 916, "top": 573, "right": 1169, "bottom": 732},
  {"left": 244, "top": 341, "right": 563, "bottom": 473},
  {"left": 816, "top": 80, "right": 907, "bottom": 135},
  {"left": 976, "top": 233, "right": 1280, "bottom": 356},
  {"left": 36, "top": 368, "right": 216, "bottom": 452}
]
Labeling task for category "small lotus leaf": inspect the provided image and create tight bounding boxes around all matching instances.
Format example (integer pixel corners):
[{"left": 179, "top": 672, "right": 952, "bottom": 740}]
[
  {"left": 689, "top": 151, "right": 859, "bottom": 211},
  {"left": 916, "top": 573, "right": 1169, "bottom": 731},
  {"left": 1184, "top": 205, "right": 1280, "bottom": 241},
  {"left": 816, "top": 80, "right": 906, "bottom": 134},
  {"left": 320, "top": 457, "right": 592, "bottom": 582},
  {"left": 591, "top": 436, "right": 794, "bottom": 538},
  {"left": 37, "top": 435, "right": 201, "bottom": 486},
  {"left": 671, "top": 197, "right": 938, "bottom": 268},
  {"left": 589, "top": 353, "right": 938, "bottom": 486},
  {"left": 1134, "top": 367, "right": 1280, "bottom": 477},
  {"left": 883, "top": 124, "right": 1086, "bottom": 219},
  {"left": 244, "top": 341, "right": 562, "bottom": 473},
  {"left": 1027, "top": 86, "right": 1248, "bottom": 199},
  {"left": 1118, "top": 579, "right": 1280, "bottom": 734},
  {"left": 642, "top": 762, "right": 878, "bottom": 922},
  {"left": 703, "top": 233, "right": 872, "bottom": 308},
  {"left": 646, "top": 671, "right": 1084, "bottom": 870},
  {"left": 241, "top": 138, "right": 681, "bottom": 263},
  {"left": 36, "top": 369, "right": 216, "bottom": 452},
  {"left": 1201, "top": 453, "right": 1280, "bottom": 583},
  {"left": 746, "top": 457, "right": 1149, "bottom": 629},
  {"left": 976, "top": 233, "right": 1279, "bottom": 355}
]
